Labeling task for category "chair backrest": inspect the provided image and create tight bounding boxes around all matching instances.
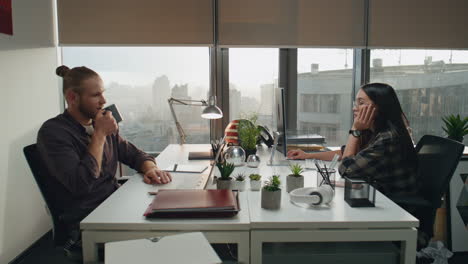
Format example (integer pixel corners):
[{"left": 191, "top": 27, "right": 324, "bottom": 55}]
[
  {"left": 23, "top": 144, "right": 68, "bottom": 246},
  {"left": 415, "top": 135, "right": 465, "bottom": 208}
]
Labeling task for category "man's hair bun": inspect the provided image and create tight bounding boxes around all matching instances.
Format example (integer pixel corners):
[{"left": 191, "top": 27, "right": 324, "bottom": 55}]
[{"left": 56, "top": 65, "right": 70, "bottom": 77}]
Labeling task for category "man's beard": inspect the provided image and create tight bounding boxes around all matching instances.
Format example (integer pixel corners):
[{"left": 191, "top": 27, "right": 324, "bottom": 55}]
[{"left": 78, "top": 102, "right": 96, "bottom": 120}]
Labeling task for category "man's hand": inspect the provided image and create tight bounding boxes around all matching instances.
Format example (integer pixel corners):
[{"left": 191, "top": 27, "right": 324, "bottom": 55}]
[
  {"left": 94, "top": 110, "right": 118, "bottom": 137},
  {"left": 143, "top": 168, "right": 172, "bottom": 185},
  {"left": 352, "top": 105, "right": 376, "bottom": 131}
]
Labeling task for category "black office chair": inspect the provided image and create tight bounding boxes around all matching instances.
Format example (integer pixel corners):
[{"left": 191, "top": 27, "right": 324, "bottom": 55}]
[
  {"left": 23, "top": 144, "right": 69, "bottom": 246},
  {"left": 389, "top": 135, "right": 465, "bottom": 244}
]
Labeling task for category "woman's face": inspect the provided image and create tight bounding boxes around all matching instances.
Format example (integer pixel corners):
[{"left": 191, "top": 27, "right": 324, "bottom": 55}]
[{"left": 353, "top": 89, "right": 375, "bottom": 118}]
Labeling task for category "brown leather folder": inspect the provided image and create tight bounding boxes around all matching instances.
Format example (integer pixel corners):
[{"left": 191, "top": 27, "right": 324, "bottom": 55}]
[{"left": 144, "top": 189, "right": 240, "bottom": 218}]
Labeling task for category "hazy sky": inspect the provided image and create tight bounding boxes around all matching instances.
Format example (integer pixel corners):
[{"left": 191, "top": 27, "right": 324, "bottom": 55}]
[{"left": 63, "top": 47, "right": 468, "bottom": 99}]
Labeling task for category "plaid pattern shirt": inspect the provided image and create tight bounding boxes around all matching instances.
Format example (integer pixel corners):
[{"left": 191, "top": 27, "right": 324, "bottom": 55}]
[{"left": 339, "top": 128, "right": 419, "bottom": 197}]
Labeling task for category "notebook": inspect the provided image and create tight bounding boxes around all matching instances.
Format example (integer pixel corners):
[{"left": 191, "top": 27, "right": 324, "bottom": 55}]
[
  {"left": 144, "top": 189, "right": 239, "bottom": 218},
  {"left": 162, "top": 164, "right": 208, "bottom": 173}
]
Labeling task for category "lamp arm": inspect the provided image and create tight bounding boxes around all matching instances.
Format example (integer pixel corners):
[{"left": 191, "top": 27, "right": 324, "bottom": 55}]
[
  {"left": 167, "top": 97, "right": 209, "bottom": 145},
  {"left": 168, "top": 98, "right": 187, "bottom": 144},
  {"left": 168, "top": 97, "right": 208, "bottom": 106}
]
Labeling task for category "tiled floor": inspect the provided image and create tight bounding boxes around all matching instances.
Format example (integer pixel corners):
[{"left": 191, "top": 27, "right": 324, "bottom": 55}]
[{"left": 14, "top": 231, "right": 468, "bottom": 264}]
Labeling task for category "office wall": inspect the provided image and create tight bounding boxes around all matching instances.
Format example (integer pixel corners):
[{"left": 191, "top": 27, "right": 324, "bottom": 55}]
[{"left": 0, "top": 1, "right": 59, "bottom": 263}]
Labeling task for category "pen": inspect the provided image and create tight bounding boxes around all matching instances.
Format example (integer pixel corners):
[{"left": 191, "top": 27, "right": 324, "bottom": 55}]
[
  {"left": 324, "top": 164, "right": 334, "bottom": 189},
  {"left": 315, "top": 163, "right": 326, "bottom": 186},
  {"left": 173, "top": 163, "right": 178, "bottom": 172}
]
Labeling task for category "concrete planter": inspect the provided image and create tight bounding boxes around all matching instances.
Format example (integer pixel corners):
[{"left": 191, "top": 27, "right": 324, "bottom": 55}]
[
  {"left": 286, "top": 175, "right": 304, "bottom": 193},
  {"left": 216, "top": 178, "right": 232, "bottom": 190},
  {"left": 261, "top": 189, "right": 282, "bottom": 209},
  {"left": 233, "top": 180, "right": 246, "bottom": 191},
  {"left": 250, "top": 180, "right": 262, "bottom": 191}
]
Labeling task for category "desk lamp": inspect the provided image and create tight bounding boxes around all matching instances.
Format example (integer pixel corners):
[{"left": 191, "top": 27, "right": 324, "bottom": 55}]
[{"left": 168, "top": 95, "right": 223, "bottom": 145}]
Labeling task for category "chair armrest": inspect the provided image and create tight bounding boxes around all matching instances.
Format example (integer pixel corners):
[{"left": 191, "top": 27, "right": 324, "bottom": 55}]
[{"left": 117, "top": 175, "right": 132, "bottom": 185}]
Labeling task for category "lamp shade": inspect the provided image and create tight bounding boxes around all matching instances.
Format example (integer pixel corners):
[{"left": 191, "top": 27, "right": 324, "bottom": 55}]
[
  {"left": 201, "top": 105, "right": 223, "bottom": 119},
  {"left": 201, "top": 96, "right": 223, "bottom": 119}
]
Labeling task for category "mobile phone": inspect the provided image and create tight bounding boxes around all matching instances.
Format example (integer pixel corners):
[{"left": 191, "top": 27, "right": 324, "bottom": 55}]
[{"left": 104, "top": 104, "right": 123, "bottom": 123}]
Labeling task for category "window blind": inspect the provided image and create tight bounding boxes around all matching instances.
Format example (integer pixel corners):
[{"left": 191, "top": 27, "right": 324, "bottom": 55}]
[
  {"left": 368, "top": 0, "right": 468, "bottom": 49},
  {"left": 57, "top": 0, "right": 213, "bottom": 45},
  {"left": 218, "top": 0, "right": 365, "bottom": 47}
]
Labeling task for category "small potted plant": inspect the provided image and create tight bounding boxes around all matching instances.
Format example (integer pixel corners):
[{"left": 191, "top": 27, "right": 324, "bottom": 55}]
[
  {"left": 442, "top": 114, "right": 468, "bottom": 143},
  {"left": 261, "top": 175, "right": 282, "bottom": 209},
  {"left": 249, "top": 173, "right": 262, "bottom": 191},
  {"left": 238, "top": 117, "right": 260, "bottom": 160},
  {"left": 286, "top": 164, "right": 305, "bottom": 193},
  {"left": 216, "top": 161, "right": 235, "bottom": 190},
  {"left": 234, "top": 173, "right": 246, "bottom": 191}
]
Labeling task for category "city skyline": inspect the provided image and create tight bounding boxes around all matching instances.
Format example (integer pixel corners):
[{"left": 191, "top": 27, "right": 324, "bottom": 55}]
[{"left": 63, "top": 47, "right": 468, "bottom": 151}]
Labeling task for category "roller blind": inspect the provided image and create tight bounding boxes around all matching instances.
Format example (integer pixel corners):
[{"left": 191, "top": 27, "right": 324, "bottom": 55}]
[
  {"left": 218, "top": 0, "right": 365, "bottom": 47},
  {"left": 369, "top": 0, "right": 468, "bottom": 49},
  {"left": 57, "top": 0, "right": 213, "bottom": 45}
]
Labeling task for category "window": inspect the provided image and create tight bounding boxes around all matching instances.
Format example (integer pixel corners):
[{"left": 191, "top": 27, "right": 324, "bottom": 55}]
[
  {"left": 370, "top": 49, "right": 468, "bottom": 144},
  {"left": 297, "top": 48, "right": 354, "bottom": 146},
  {"left": 62, "top": 47, "right": 210, "bottom": 152},
  {"left": 229, "top": 48, "right": 279, "bottom": 129}
]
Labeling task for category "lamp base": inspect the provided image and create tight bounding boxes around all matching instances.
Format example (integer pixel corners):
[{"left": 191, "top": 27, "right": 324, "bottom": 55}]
[{"left": 188, "top": 150, "right": 213, "bottom": 160}]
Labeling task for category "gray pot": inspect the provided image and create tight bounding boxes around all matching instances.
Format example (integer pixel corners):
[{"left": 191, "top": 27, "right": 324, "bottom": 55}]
[
  {"left": 217, "top": 178, "right": 232, "bottom": 190},
  {"left": 250, "top": 180, "right": 262, "bottom": 191},
  {"left": 286, "top": 175, "right": 304, "bottom": 193},
  {"left": 233, "top": 180, "right": 246, "bottom": 191},
  {"left": 261, "top": 189, "right": 282, "bottom": 209}
]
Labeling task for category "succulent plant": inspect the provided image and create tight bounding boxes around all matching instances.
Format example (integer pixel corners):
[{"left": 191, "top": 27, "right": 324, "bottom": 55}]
[
  {"left": 263, "top": 175, "right": 281, "bottom": 191},
  {"left": 235, "top": 173, "right": 246, "bottom": 181},
  {"left": 216, "top": 161, "right": 235, "bottom": 180},
  {"left": 289, "top": 164, "right": 304, "bottom": 177},
  {"left": 249, "top": 173, "right": 262, "bottom": 181}
]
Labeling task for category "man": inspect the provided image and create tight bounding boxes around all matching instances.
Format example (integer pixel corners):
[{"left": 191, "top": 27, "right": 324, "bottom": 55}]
[{"left": 37, "top": 65, "right": 172, "bottom": 257}]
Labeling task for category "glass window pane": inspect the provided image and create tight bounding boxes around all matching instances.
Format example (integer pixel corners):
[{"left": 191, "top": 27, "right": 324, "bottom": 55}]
[
  {"left": 229, "top": 48, "right": 279, "bottom": 129},
  {"left": 297, "top": 48, "right": 354, "bottom": 146},
  {"left": 62, "top": 47, "right": 210, "bottom": 152},
  {"left": 370, "top": 49, "right": 468, "bottom": 145}
]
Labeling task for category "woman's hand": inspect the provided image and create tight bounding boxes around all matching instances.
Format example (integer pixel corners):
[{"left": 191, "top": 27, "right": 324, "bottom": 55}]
[
  {"left": 352, "top": 105, "right": 376, "bottom": 131},
  {"left": 287, "top": 149, "right": 307, "bottom": 160}
]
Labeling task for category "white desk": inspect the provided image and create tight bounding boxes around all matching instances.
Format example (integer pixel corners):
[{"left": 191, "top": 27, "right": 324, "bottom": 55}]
[
  {"left": 81, "top": 144, "right": 418, "bottom": 264},
  {"left": 81, "top": 144, "right": 251, "bottom": 264},
  {"left": 247, "top": 146, "right": 418, "bottom": 263}
]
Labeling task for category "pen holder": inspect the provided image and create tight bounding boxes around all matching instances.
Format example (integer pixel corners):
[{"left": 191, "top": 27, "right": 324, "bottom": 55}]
[
  {"left": 344, "top": 176, "right": 376, "bottom": 207},
  {"left": 316, "top": 168, "right": 336, "bottom": 189}
]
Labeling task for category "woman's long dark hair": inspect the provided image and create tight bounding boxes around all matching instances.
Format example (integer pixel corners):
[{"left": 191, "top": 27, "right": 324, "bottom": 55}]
[{"left": 360, "top": 83, "right": 417, "bottom": 164}]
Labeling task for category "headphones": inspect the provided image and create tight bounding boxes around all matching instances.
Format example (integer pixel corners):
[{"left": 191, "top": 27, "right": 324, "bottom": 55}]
[{"left": 290, "top": 185, "right": 335, "bottom": 206}]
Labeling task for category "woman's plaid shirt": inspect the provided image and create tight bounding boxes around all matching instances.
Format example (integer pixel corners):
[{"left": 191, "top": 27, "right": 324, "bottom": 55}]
[{"left": 339, "top": 129, "right": 419, "bottom": 197}]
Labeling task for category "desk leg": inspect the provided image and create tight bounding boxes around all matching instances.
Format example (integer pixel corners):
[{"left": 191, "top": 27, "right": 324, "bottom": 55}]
[
  {"left": 237, "top": 231, "right": 250, "bottom": 264},
  {"left": 250, "top": 233, "right": 262, "bottom": 264},
  {"left": 401, "top": 228, "right": 417, "bottom": 264},
  {"left": 82, "top": 231, "right": 99, "bottom": 264}
]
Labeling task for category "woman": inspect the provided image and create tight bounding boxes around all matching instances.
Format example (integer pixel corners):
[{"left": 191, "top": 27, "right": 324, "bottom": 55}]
[{"left": 287, "top": 83, "right": 419, "bottom": 197}]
